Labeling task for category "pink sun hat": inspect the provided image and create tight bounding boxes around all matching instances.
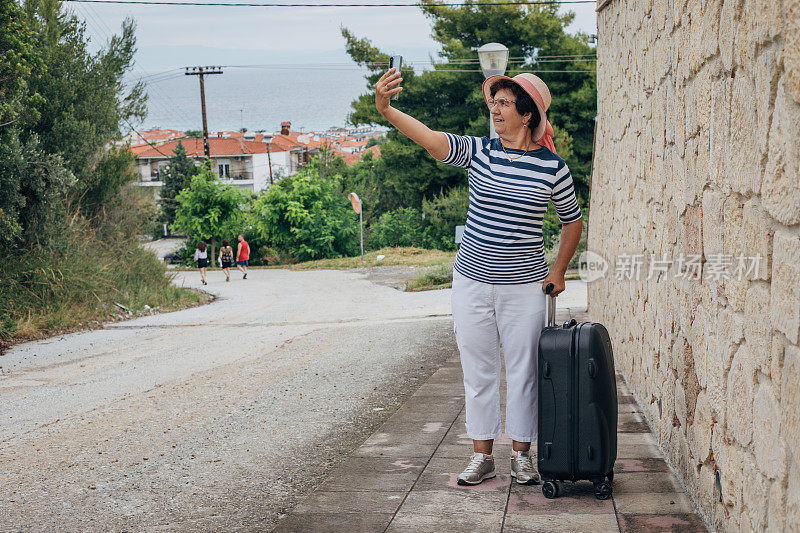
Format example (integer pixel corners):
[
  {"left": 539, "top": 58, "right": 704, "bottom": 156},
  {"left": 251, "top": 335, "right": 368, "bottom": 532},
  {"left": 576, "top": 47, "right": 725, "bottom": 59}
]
[{"left": 482, "top": 73, "right": 556, "bottom": 153}]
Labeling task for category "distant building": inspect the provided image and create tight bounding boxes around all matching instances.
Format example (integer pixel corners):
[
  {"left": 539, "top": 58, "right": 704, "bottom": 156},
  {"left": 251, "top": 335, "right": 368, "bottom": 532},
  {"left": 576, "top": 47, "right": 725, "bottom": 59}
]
[
  {"left": 119, "top": 128, "right": 185, "bottom": 149},
  {"left": 134, "top": 136, "right": 276, "bottom": 196},
  {"left": 337, "top": 145, "right": 381, "bottom": 166},
  {"left": 129, "top": 122, "right": 383, "bottom": 197}
]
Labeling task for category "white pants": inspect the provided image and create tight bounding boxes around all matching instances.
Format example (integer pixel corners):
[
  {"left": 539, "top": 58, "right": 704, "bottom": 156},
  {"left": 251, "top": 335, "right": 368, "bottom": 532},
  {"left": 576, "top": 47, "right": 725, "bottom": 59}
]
[{"left": 451, "top": 270, "right": 547, "bottom": 442}]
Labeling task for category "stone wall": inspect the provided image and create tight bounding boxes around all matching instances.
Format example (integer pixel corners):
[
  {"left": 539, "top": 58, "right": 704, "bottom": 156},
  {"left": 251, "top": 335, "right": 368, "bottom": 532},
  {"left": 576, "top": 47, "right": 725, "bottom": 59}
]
[{"left": 589, "top": 0, "right": 800, "bottom": 530}]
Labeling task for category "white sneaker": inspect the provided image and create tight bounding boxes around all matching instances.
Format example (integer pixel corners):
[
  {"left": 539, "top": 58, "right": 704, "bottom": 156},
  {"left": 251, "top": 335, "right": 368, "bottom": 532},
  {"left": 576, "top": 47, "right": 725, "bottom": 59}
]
[
  {"left": 511, "top": 450, "right": 540, "bottom": 485},
  {"left": 457, "top": 453, "right": 496, "bottom": 486}
]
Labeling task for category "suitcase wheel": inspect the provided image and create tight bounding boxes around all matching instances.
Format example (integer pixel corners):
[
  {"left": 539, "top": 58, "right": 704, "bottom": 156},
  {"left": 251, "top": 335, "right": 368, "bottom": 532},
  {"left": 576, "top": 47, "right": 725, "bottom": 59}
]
[
  {"left": 594, "top": 481, "right": 612, "bottom": 500},
  {"left": 542, "top": 481, "right": 559, "bottom": 499}
]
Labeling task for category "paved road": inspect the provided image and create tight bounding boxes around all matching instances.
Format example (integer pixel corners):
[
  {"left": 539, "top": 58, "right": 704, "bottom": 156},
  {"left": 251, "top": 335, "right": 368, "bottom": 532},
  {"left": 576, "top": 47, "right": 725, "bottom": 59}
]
[
  {"left": 0, "top": 269, "right": 457, "bottom": 531},
  {"left": 0, "top": 268, "right": 587, "bottom": 532}
]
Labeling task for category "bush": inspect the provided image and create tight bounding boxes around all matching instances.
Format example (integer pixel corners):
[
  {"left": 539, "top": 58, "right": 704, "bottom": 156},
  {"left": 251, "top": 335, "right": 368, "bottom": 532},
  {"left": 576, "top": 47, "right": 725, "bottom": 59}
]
[
  {"left": 420, "top": 186, "right": 468, "bottom": 251},
  {"left": 173, "top": 239, "right": 198, "bottom": 267},
  {"left": 258, "top": 246, "right": 294, "bottom": 266},
  {"left": 0, "top": 210, "right": 203, "bottom": 343},
  {"left": 251, "top": 162, "right": 358, "bottom": 261},
  {"left": 369, "top": 207, "right": 424, "bottom": 249},
  {"left": 405, "top": 263, "right": 454, "bottom": 291}
]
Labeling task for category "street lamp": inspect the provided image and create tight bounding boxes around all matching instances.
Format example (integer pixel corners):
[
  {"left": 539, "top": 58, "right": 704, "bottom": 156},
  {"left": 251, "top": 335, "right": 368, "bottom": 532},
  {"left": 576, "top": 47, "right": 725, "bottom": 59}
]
[
  {"left": 477, "top": 43, "right": 509, "bottom": 139},
  {"left": 262, "top": 132, "right": 274, "bottom": 186}
]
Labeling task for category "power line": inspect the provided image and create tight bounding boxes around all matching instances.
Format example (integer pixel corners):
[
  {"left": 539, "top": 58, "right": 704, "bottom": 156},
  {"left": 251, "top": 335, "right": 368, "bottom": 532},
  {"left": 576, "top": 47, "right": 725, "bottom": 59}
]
[
  {"left": 73, "top": 3, "right": 198, "bottom": 127},
  {"left": 428, "top": 68, "right": 595, "bottom": 72},
  {"left": 65, "top": 0, "right": 596, "bottom": 6},
  {"left": 220, "top": 58, "right": 596, "bottom": 70},
  {"left": 220, "top": 65, "right": 594, "bottom": 72},
  {"left": 121, "top": 117, "right": 181, "bottom": 158}
]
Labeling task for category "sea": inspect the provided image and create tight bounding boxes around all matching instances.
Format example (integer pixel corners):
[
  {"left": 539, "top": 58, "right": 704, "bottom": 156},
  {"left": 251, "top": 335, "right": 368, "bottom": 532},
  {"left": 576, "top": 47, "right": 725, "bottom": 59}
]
[{"left": 129, "top": 67, "right": 378, "bottom": 133}]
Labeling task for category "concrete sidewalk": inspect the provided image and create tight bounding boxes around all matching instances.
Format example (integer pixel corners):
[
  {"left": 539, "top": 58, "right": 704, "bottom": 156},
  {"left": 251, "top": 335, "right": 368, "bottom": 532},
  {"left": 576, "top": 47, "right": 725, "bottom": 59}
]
[{"left": 275, "top": 304, "right": 707, "bottom": 532}]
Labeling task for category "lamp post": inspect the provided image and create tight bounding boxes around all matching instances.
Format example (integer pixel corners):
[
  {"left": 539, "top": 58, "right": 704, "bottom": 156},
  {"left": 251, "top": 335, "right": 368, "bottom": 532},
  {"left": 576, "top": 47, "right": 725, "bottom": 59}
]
[
  {"left": 262, "top": 132, "right": 274, "bottom": 186},
  {"left": 477, "top": 43, "right": 509, "bottom": 139}
]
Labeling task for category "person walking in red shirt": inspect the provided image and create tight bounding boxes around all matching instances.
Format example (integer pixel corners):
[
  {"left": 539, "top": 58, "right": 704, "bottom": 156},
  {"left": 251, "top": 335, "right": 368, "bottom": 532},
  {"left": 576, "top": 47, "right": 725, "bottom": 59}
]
[{"left": 236, "top": 234, "right": 250, "bottom": 279}]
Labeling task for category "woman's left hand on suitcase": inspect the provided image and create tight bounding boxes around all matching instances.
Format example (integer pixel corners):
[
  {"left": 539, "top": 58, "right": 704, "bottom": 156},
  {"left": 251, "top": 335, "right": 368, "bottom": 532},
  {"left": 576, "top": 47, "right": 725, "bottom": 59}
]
[{"left": 541, "top": 272, "right": 566, "bottom": 297}]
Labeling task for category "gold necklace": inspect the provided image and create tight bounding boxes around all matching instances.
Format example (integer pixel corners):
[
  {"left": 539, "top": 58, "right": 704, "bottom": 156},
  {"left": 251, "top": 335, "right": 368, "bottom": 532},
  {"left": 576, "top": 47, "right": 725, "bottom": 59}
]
[{"left": 501, "top": 142, "right": 530, "bottom": 162}]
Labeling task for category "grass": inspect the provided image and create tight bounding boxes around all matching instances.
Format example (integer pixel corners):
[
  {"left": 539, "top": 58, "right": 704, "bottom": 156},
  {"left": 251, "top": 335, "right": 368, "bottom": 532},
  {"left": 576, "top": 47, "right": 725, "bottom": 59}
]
[
  {"left": 405, "top": 263, "right": 454, "bottom": 292},
  {"left": 267, "top": 247, "right": 457, "bottom": 270},
  {"left": 0, "top": 228, "right": 209, "bottom": 352},
  {"left": 174, "top": 247, "right": 457, "bottom": 271}
]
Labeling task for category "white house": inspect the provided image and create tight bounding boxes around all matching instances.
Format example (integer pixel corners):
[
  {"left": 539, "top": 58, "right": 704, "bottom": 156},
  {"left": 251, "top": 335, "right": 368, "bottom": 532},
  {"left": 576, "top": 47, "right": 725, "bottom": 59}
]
[{"left": 133, "top": 135, "right": 281, "bottom": 197}]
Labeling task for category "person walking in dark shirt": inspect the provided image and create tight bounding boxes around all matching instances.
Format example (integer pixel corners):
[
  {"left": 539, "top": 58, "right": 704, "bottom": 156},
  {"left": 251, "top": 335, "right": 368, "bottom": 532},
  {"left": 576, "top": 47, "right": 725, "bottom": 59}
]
[{"left": 218, "top": 239, "right": 234, "bottom": 282}]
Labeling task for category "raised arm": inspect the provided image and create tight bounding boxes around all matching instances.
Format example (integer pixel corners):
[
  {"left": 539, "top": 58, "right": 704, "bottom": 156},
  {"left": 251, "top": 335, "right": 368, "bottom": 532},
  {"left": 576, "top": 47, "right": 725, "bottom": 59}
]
[{"left": 375, "top": 68, "right": 449, "bottom": 161}]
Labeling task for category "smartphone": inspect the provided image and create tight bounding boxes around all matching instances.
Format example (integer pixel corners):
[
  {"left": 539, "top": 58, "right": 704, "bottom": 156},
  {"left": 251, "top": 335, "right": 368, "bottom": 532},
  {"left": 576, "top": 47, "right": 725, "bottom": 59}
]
[{"left": 389, "top": 55, "right": 403, "bottom": 101}]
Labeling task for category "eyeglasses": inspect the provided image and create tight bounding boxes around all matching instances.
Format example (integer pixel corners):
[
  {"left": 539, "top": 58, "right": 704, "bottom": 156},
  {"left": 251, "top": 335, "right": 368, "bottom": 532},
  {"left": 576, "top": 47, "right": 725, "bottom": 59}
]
[{"left": 487, "top": 97, "right": 516, "bottom": 109}]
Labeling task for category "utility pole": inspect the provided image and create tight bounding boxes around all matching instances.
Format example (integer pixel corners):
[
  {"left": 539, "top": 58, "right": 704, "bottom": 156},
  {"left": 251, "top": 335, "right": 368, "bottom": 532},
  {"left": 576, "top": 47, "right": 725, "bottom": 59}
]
[
  {"left": 185, "top": 66, "right": 223, "bottom": 158},
  {"left": 266, "top": 144, "right": 273, "bottom": 185},
  {"left": 262, "top": 132, "right": 274, "bottom": 186}
]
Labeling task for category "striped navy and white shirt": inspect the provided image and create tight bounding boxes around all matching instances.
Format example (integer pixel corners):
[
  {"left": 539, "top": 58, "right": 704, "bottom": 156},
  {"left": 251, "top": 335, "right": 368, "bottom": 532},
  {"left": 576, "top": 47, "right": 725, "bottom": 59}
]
[{"left": 440, "top": 133, "right": 582, "bottom": 285}]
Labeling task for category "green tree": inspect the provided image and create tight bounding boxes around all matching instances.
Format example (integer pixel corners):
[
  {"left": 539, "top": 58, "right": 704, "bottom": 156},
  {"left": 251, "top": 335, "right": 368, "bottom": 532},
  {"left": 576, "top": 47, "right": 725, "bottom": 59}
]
[
  {"left": 160, "top": 141, "right": 198, "bottom": 228},
  {"left": 0, "top": 133, "right": 74, "bottom": 246},
  {"left": 172, "top": 161, "right": 249, "bottom": 260},
  {"left": 0, "top": 0, "right": 197, "bottom": 344},
  {"left": 22, "top": 0, "right": 147, "bottom": 215},
  {"left": 0, "top": 0, "right": 43, "bottom": 129},
  {"left": 316, "top": 146, "right": 349, "bottom": 181},
  {"left": 365, "top": 136, "right": 387, "bottom": 148},
  {"left": 0, "top": 0, "right": 72, "bottom": 247},
  {"left": 251, "top": 160, "right": 358, "bottom": 261},
  {"left": 341, "top": 2, "right": 595, "bottom": 204},
  {"left": 82, "top": 146, "right": 137, "bottom": 218},
  {"left": 185, "top": 130, "right": 203, "bottom": 138}
]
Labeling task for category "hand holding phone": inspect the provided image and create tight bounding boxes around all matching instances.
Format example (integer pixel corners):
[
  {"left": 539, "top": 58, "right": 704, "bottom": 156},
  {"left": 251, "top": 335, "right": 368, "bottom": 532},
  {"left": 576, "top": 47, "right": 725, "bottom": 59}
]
[
  {"left": 388, "top": 56, "right": 403, "bottom": 101},
  {"left": 375, "top": 57, "right": 403, "bottom": 114}
]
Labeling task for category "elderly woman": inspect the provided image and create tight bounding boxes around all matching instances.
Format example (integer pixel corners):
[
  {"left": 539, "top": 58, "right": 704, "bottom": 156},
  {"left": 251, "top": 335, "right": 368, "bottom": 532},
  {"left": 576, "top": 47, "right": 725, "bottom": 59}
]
[{"left": 375, "top": 68, "right": 583, "bottom": 485}]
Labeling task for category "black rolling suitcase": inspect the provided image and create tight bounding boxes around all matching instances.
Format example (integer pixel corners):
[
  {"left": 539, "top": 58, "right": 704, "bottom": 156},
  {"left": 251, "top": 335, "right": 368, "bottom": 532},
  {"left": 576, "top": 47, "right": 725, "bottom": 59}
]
[{"left": 537, "top": 283, "right": 617, "bottom": 500}]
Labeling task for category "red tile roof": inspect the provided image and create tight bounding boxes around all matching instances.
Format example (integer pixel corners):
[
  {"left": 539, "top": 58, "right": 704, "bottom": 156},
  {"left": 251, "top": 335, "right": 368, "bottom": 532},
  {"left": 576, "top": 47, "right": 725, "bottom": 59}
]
[
  {"left": 128, "top": 129, "right": 185, "bottom": 146},
  {"left": 130, "top": 144, "right": 156, "bottom": 156},
  {"left": 133, "top": 137, "right": 287, "bottom": 159},
  {"left": 338, "top": 139, "right": 369, "bottom": 149},
  {"left": 338, "top": 145, "right": 381, "bottom": 166}
]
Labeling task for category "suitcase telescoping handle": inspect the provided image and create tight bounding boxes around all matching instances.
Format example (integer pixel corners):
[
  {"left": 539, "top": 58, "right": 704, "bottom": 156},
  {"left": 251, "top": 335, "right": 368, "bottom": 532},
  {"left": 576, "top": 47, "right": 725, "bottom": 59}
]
[{"left": 545, "top": 283, "right": 557, "bottom": 328}]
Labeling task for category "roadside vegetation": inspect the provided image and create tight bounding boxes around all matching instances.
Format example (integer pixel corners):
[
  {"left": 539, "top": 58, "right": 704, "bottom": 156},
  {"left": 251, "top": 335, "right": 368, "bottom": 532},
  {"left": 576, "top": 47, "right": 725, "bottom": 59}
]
[
  {"left": 405, "top": 264, "right": 455, "bottom": 292},
  {"left": 0, "top": 0, "right": 202, "bottom": 350},
  {"left": 279, "top": 247, "right": 456, "bottom": 270}
]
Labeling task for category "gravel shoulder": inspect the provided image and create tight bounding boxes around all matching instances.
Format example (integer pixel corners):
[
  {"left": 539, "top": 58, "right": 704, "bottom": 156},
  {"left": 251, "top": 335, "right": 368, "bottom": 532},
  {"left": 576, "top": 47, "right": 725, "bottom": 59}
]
[{"left": 0, "top": 268, "right": 456, "bottom": 531}]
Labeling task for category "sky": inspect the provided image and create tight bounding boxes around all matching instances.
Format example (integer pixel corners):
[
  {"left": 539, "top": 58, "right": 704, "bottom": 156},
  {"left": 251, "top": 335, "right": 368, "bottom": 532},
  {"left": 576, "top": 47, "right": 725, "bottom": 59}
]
[
  {"left": 70, "top": 0, "right": 598, "bottom": 130},
  {"left": 70, "top": 0, "right": 598, "bottom": 72}
]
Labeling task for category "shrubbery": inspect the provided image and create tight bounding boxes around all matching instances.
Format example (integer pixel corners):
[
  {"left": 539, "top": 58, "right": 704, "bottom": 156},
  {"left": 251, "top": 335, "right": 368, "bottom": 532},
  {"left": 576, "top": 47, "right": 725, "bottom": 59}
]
[
  {"left": 251, "top": 161, "right": 358, "bottom": 262},
  {"left": 420, "top": 186, "right": 468, "bottom": 251},
  {"left": 0, "top": 188, "right": 203, "bottom": 341},
  {"left": 369, "top": 207, "right": 424, "bottom": 249}
]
